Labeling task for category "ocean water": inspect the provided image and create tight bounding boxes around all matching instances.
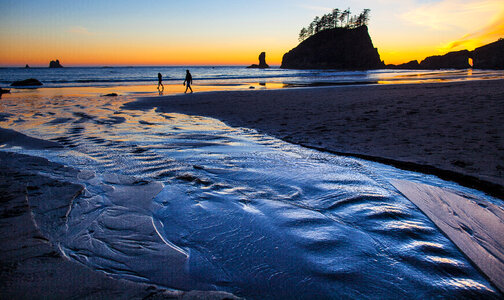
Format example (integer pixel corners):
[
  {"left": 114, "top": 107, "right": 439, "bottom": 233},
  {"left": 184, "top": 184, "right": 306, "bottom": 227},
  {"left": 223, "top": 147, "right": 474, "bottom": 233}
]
[
  {"left": 2, "top": 66, "right": 504, "bottom": 88},
  {"left": 0, "top": 86, "right": 502, "bottom": 298}
]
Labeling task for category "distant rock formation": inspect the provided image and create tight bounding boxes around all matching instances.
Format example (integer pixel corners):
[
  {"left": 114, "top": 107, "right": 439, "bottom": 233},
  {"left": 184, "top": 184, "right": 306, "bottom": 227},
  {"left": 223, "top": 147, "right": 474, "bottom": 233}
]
[
  {"left": 25, "top": 64, "right": 30, "bottom": 68},
  {"left": 247, "top": 52, "right": 269, "bottom": 69},
  {"left": 386, "top": 60, "right": 420, "bottom": 69},
  {"left": 49, "top": 59, "right": 63, "bottom": 68},
  {"left": 10, "top": 78, "right": 43, "bottom": 87},
  {"left": 281, "top": 26, "right": 384, "bottom": 70},
  {"left": 472, "top": 39, "right": 504, "bottom": 69},
  {"left": 388, "top": 39, "right": 504, "bottom": 70},
  {"left": 419, "top": 50, "right": 471, "bottom": 69}
]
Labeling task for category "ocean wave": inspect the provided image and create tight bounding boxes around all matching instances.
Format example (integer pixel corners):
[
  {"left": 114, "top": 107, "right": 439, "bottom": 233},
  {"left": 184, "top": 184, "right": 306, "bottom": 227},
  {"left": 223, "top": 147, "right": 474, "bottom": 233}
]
[{"left": 1, "top": 66, "right": 503, "bottom": 89}]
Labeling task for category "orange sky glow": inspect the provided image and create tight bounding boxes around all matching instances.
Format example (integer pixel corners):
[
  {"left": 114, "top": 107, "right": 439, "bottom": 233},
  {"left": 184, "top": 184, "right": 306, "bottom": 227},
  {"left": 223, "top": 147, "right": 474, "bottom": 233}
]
[{"left": 1, "top": 0, "right": 503, "bottom": 67}]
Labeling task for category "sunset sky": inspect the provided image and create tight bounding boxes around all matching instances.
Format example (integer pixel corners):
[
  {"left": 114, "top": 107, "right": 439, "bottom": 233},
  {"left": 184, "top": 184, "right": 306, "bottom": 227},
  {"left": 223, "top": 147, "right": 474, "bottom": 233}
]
[{"left": 1, "top": 0, "right": 503, "bottom": 66}]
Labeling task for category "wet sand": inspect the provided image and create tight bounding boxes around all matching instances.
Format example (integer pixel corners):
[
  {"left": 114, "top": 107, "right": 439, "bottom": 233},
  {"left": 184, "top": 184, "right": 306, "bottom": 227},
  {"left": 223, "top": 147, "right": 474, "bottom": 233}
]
[
  {"left": 1, "top": 79, "right": 503, "bottom": 297},
  {"left": 127, "top": 79, "right": 504, "bottom": 198},
  {"left": 0, "top": 135, "right": 240, "bottom": 299}
]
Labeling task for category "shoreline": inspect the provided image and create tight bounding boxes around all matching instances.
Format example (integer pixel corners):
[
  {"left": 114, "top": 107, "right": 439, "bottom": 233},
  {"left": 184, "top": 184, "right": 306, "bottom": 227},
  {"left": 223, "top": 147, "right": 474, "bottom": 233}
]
[
  {"left": 292, "top": 141, "right": 504, "bottom": 199},
  {"left": 1, "top": 78, "right": 503, "bottom": 297},
  {"left": 126, "top": 79, "right": 504, "bottom": 199}
]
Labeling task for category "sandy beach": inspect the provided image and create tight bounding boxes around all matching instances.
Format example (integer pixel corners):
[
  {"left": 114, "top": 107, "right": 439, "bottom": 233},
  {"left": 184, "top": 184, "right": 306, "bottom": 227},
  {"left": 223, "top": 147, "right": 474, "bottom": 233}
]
[
  {"left": 1, "top": 78, "right": 503, "bottom": 298},
  {"left": 127, "top": 79, "right": 504, "bottom": 198}
]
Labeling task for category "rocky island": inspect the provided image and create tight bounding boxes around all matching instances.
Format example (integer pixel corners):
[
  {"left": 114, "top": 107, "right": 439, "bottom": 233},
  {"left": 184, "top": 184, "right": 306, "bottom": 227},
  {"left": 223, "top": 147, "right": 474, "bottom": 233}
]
[
  {"left": 49, "top": 59, "right": 63, "bottom": 68},
  {"left": 281, "top": 9, "right": 384, "bottom": 70},
  {"left": 418, "top": 50, "right": 472, "bottom": 69},
  {"left": 10, "top": 78, "right": 43, "bottom": 87},
  {"left": 388, "top": 38, "right": 504, "bottom": 70},
  {"left": 247, "top": 52, "right": 269, "bottom": 69}
]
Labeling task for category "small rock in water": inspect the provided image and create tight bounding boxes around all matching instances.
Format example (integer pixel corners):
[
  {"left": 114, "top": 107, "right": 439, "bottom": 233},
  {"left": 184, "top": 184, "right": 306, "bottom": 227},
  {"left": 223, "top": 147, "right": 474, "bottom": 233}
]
[
  {"left": 10, "top": 78, "right": 43, "bottom": 87},
  {"left": 103, "top": 93, "right": 118, "bottom": 97},
  {"left": 249, "top": 86, "right": 255, "bottom": 89},
  {"left": 0, "top": 87, "right": 11, "bottom": 94},
  {"left": 49, "top": 59, "right": 63, "bottom": 68}
]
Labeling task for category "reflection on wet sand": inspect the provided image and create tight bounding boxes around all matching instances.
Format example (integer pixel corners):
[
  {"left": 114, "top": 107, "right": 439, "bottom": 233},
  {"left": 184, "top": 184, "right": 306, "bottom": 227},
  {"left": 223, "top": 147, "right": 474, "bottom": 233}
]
[{"left": 0, "top": 86, "right": 502, "bottom": 298}]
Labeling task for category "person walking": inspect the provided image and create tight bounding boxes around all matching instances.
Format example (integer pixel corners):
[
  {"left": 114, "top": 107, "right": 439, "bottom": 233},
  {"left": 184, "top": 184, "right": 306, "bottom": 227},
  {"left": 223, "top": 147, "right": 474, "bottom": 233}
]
[
  {"left": 183, "top": 70, "right": 193, "bottom": 93},
  {"left": 157, "top": 73, "right": 164, "bottom": 91}
]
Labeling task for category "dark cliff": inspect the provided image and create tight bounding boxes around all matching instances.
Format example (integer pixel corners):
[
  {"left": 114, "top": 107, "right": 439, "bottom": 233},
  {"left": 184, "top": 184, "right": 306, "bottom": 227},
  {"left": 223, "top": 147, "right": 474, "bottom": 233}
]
[
  {"left": 387, "top": 39, "right": 503, "bottom": 70},
  {"left": 419, "top": 50, "right": 471, "bottom": 69},
  {"left": 281, "top": 26, "right": 384, "bottom": 70},
  {"left": 472, "top": 39, "right": 504, "bottom": 69},
  {"left": 387, "top": 60, "right": 420, "bottom": 70}
]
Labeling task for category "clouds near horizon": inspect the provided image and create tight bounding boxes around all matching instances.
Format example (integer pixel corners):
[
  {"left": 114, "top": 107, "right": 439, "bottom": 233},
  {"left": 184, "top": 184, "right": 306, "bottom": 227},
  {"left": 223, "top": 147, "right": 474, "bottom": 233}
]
[
  {"left": 399, "top": 0, "right": 504, "bottom": 52},
  {"left": 440, "top": 10, "right": 504, "bottom": 51},
  {"left": 402, "top": 0, "right": 503, "bottom": 31},
  {"left": 66, "top": 26, "right": 94, "bottom": 36}
]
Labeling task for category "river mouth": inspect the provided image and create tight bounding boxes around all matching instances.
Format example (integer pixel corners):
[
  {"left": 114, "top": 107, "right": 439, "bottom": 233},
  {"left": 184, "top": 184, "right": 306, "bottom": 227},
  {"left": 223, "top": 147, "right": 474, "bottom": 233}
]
[{"left": 0, "top": 89, "right": 502, "bottom": 299}]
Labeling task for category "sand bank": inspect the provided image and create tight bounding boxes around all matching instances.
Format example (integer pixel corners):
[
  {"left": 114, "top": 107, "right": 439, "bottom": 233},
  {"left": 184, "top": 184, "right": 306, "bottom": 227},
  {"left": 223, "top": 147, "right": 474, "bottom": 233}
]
[
  {"left": 126, "top": 79, "right": 504, "bottom": 198},
  {"left": 392, "top": 179, "right": 504, "bottom": 293}
]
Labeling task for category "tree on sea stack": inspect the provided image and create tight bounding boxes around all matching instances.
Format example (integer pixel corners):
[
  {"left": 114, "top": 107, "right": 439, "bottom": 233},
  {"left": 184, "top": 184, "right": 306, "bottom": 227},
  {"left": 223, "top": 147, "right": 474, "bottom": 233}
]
[
  {"left": 299, "top": 8, "right": 371, "bottom": 42},
  {"left": 282, "top": 8, "right": 383, "bottom": 70}
]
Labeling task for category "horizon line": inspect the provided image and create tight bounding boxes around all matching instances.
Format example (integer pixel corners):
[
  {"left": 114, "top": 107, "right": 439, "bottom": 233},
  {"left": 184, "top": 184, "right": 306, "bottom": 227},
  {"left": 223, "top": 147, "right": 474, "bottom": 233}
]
[{"left": 0, "top": 64, "right": 283, "bottom": 68}]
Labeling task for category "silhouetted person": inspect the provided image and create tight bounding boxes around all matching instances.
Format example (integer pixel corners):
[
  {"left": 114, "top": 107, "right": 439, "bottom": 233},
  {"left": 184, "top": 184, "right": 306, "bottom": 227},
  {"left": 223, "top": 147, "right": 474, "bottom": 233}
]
[
  {"left": 184, "top": 70, "right": 193, "bottom": 93},
  {"left": 157, "top": 73, "right": 164, "bottom": 91}
]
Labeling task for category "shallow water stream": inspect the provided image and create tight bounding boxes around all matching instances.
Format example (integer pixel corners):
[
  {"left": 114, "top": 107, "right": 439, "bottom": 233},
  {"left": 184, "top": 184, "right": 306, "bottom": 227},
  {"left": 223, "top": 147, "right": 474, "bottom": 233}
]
[{"left": 0, "top": 90, "right": 502, "bottom": 299}]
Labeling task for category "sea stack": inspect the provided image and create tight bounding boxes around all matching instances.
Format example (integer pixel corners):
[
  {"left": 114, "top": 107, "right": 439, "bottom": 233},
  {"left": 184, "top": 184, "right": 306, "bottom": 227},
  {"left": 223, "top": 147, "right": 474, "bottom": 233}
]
[
  {"left": 49, "top": 59, "right": 63, "bottom": 68},
  {"left": 247, "top": 52, "right": 269, "bottom": 69},
  {"left": 281, "top": 26, "right": 384, "bottom": 69}
]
